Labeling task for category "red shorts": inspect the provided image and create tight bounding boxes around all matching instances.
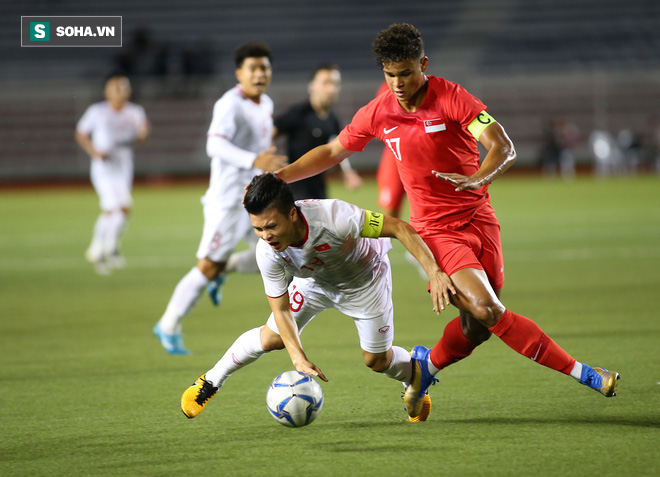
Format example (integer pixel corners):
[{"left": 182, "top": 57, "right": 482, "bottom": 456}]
[
  {"left": 377, "top": 147, "right": 406, "bottom": 213},
  {"left": 418, "top": 204, "right": 504, "bottom": 291}
]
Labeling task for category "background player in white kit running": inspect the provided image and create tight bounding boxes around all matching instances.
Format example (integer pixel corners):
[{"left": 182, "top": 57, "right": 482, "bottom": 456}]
[
  {"left": 75, "top": 75, "right": 149, "bottom": 274},
  {"left": 180, "top": 173, "right": 456, "bottom": 422},
  {"left": 154, "top": 42, "right": 287, "bottom": 355}
]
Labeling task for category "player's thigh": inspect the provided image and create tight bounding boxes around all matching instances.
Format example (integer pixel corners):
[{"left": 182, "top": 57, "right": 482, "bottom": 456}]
[
  {"left": 351, "top": 303, "right": 394, "bottom": 355},
  {"left": 265, "top": 278, "right": 330, "bottom": 335},
  {"left": 117, "top": 153, "right": 134, "bottom": 192},
  {"left": 422, "top": 231, "right": 484, "bottom": 278},
  {"left": 90, "top": 159, "right": 122, "bottom": 211},
  {"left": 344, "top": 267, "right": 395, "bottom": 354},
  {"left": 470, "top": 211, "right": 505, "bottom": 291},
  {"left": 196, "top": 204, "right": 250, "bottom": 262},
  {"left": 113, "top": 155, "right": 133, "bottom": 208}
]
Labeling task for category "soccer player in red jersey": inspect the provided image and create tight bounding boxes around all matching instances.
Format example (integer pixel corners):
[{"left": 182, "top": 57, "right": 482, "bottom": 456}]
[{"left": 276, "top": 23, "right": 620, "bottom": 420}]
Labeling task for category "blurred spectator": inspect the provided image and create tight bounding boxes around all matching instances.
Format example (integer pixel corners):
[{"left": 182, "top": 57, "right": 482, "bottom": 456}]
[
  {"left": 115, "top": 28, "right": 169, "bottom": 78},
  {"left": 645, "top": 114, "right": 660, "bottom": 174},
  {"left": 180, "top": 39, "right": 216, "bottom": 97},
  {"left": 113, "top": 28, "right": 172, "bottom": 99},
  {"left": 617, "top": 129, "right": 643, "bottom": 174},
  {"left": 539, "top": 117, "right": 579, "bottom": 180},
  {"left": 589, "top": 130, "right": 625, "bottom": 176}
]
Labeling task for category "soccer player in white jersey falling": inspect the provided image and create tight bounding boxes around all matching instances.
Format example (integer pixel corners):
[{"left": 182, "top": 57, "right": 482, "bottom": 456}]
[
  {"left": 181, "top": 173, "right": 457, "bottom": 422},
  {"left": 75, "top": 75, "right": 149, "bottom": 274},
  {"left": 153, "top": 42, "right": 287, "bottom": 355}
]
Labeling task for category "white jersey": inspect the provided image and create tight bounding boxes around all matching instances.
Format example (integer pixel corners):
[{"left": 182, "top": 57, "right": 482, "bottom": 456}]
[
  {"left": 256, "top": 199, "right": 392, "bottom": 299},
  {"left": 204, "top": 85, "right": 274, "bottom": 207},
  {"left": 76, "top": 101, "right": 147, "bottom": 160}
]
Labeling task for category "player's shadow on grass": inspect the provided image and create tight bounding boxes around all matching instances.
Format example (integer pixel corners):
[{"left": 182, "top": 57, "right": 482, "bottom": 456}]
[{"left": 443, "top": 416, "right": 660, "bottom": 429}]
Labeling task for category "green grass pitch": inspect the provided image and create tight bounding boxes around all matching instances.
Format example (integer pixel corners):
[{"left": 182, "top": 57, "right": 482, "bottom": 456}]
[{"left": 1, "top": 175, "right": 659, "bottom": 476}]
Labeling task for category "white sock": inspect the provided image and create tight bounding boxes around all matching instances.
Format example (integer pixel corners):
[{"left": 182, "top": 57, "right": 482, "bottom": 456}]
[
  {"left": 428, "top": 359, "right": 440, "bottom": 375},
  {"left": 225, "top": 249, "right": 259, "bottom": 274},
  {"left": 205, "top": 327, "right": 266, "bottom": 387},
  {"left": 111, "top": 211, "right": 128, "bottom": 252},
  {"left": 158, "top": 266, "right": 209, "bottom": 334},
  {"left": 104, "top": 211, "right": 127, "bottom": 256},
  {"left": 381, "top": 346, "right": 413, "bottom": 383},
  {"left": 570, "top": 361, "right": 584, "bottom": 381},
  {"left": 88, "top": 213, "right": 113, "bottom": 260}
]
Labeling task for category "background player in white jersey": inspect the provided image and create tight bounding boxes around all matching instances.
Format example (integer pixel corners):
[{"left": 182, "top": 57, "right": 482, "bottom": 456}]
[
  {"left": 153, "top": 42, "right": 287, "bottom": 355},
  {"left": 180, "top": 173, "right": 456, "bottom": 422},
  {"left": 75, "top": 75, "right": 149, "bottom": 274}
]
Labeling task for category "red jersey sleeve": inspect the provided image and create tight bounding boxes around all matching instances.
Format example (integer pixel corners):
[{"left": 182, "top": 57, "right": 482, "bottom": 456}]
[
  {"left": 338, "top": 100, "right": 378, "bottom": 152},
  {"left": 443, "top": 81, "right": 487, "bottom": 128}
]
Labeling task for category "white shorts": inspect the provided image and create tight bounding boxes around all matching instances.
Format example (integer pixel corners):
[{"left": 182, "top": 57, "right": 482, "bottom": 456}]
[
  {"left": 196, "top": 201, "right": 258, "bottom": 262},
  {"left": 265, "top": 258, "right": 394, "bottom": 353},
  {"left": 90, "top": 152, "right": 133, "bottom": 211}
]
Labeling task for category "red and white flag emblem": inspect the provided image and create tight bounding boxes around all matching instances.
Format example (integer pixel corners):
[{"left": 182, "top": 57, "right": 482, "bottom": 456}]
[
  {"left": 424, "top": 118, "right": 446, "bottom": 133},
  {"left": 314, "top": 243, "right": 331, "bottom": 252}
]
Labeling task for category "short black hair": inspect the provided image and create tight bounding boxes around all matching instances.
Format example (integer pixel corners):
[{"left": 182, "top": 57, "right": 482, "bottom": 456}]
[
  {"left": 309, "top": 62, "right": 340, "bottom": 81},
  {"left": 372, "top": 23, "right": 424, "bottom": 69},
  {"left": 244, "top": 173, "right": 295, "bottom": 216},
  {"left": 234, "top": 41, "right": 272, "bottom": 68}
]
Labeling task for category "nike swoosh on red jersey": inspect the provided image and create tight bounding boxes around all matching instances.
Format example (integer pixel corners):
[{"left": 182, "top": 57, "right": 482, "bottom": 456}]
[{"left": 383, "top": 126, "right": 398, "bottom": 134}]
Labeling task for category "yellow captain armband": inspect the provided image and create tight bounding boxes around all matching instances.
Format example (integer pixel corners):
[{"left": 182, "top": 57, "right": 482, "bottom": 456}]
[
  {"left": 467, "top": 111, "right": 497, "bottom": 141},
  {"left": 361, "top": 210, "right": 384, "bottom": 238}
]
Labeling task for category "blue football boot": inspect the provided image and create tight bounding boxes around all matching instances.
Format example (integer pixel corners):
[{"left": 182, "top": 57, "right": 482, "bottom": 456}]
[
  {"left": 579, "top": 364, "right": 620, "bottom": 397},
  {"left": 153, "top": 323, "right": 190, "bottom": 355},
  {"left": 207, "top": 274, "right": 227, "bottom": 306},
  {"left": 403, "top": 346, "right": 438, "bottom": 418}
]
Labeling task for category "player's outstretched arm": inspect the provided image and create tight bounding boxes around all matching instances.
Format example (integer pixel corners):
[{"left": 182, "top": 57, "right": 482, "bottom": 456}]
[
  {"left": 276, "top": 136, "right": 353, "bottom": 184},
  {"left": 379, "top": 215, "right": 456, "bottom": 314},
  {"left": 433, "top": 121, "right": 516, "bottom": 191},
  {"left": 267, "top": 294, "right": 328, "bottom": 382}
]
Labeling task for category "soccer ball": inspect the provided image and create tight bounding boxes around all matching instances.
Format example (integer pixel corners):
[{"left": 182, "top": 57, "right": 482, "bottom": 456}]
[{"left": 266, "top": 371, "right": 324, "bottom": 428}]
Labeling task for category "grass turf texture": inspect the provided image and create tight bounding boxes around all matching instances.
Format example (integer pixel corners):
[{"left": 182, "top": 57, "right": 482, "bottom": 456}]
[{"left": 1, "top": 176, "right": 659, "bottom": 476}]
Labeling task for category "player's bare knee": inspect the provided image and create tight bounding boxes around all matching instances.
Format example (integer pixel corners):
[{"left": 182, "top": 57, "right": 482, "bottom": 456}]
[
  {"left": 469, "top": 302, "right": 505, "bottom": 328},
  {"left": 260, "top": 327, "right": 284, "bottom": 351}
]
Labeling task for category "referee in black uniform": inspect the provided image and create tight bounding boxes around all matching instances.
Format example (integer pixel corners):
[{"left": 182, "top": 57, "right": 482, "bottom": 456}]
[{"left": 274, "top": 63, "right": 361, "bottom": 200}]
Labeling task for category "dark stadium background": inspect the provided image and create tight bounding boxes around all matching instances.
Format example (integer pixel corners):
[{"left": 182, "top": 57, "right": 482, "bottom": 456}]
[{"left": 2, "top": 0, "right": 658, "bottom": 181}]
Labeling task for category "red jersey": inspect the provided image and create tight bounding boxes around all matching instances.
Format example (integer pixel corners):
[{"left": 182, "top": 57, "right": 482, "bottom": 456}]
[{"left": 338, "top": 75, "right": 488, "bottom": 229}]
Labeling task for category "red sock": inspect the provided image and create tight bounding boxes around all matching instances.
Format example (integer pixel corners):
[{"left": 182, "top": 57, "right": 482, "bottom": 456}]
[
  {"left": 429, "top": 317, "right": 480, "bottom": 370},
  {"left": 489, "top": 309, "right": 575, "bottom": 374}
]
